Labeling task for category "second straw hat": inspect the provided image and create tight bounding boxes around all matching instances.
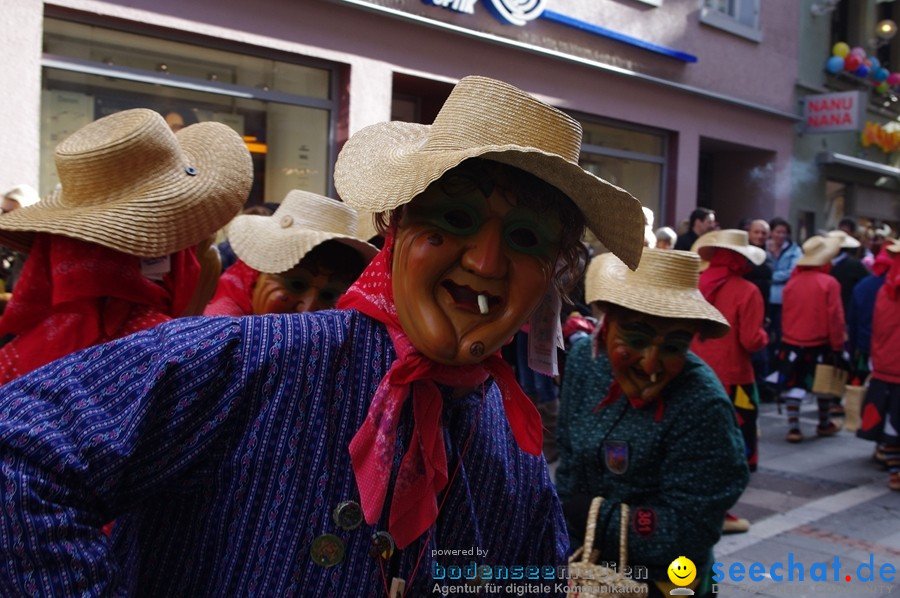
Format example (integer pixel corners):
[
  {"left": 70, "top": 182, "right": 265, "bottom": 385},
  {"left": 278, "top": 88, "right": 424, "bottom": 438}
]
[
  {"left": 227, "top": 190, "right": 378, "bottom": 274},
  {"left": 0, "top": 109, "right": 252, "bottom": 257},
  {"left": 585, "top": 247, "right": 730, "bottom": 338},
  {"left": 826, "top": 230, "right": 861, "bottom": 249},
  {"left": 796, "top": 235, "right": 843, "bottom": 267},
  {"left": 691, "top": 229, "right": 766, "bottom": 265}
]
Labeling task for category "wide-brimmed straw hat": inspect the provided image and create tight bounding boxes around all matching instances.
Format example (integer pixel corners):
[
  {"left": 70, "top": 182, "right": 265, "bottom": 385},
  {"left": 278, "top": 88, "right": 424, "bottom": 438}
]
[
  {"left": 585, "top": 247, "right": 730, "bottom": 338},
  {"left": 796, "top": 235, "right": 843, "bottom": 266},
  {"left": 884, "top": 238, "right": 900, "bottom": 254},
  {"left": 3, "top": 184, "right": 41, "bottom": 209},
  {"left": 0, "top": 108, "right": 252, "bottom": 257},
  {"left": 334, "top": 75, "right": 646, "bottom": 269},
  {"left": 691, "top": 229, "right": 766, "bottom": 265},
  {"left": 826, "top": 230, "right": 861, "bottom": 249},
  {"left": 227, "top": 189, "right": 378, "bottom": 274}
]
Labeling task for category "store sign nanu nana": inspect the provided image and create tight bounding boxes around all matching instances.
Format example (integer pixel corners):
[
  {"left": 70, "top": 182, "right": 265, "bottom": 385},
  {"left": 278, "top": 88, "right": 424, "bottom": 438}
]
[
  {"left": 803, "top": 91, "right": 867, "bottom": 133},
  {"left": 423, "top": 0, "right": 546, "bottom": 26}
]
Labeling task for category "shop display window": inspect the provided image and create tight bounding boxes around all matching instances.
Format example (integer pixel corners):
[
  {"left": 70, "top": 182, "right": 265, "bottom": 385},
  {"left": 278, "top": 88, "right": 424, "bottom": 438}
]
[{"left": 42, "top": 18, "right": 337, "bottom": 205}]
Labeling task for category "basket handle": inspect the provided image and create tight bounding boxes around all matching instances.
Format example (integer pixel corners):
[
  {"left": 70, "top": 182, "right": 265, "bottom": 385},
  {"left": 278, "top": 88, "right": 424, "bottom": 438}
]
[
  {"left": 579, "top": 496, "right": 603, "bottom": 564},
  {"left": 580, "top": 497, "right": 630, "bottom": 571}
]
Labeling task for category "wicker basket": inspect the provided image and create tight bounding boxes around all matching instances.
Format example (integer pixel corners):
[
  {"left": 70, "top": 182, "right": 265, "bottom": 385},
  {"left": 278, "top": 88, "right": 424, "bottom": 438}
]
[
  {"left": 812, "top": 364, "right": 848, "bottom": 397},
  {"left": 567, "top": 497, "right": 649, "bottom": 598}
]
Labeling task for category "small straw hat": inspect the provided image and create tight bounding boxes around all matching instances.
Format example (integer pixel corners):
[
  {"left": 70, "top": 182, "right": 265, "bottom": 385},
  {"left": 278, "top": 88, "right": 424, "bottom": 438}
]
[
  {"left": 0, "top": 108, "right": 252, "bottom": 257},
  {"left": 691, "top": 229, "right": 766, "bottom": 265},
  {"left": 796, "top": 235, "right": 843, "bottom": 266},
  {"left": 334, "top": 75, "right": 646, "bottom": 269},
  {"left": 826, "top": 229, "right": 861, "bottom": 249},
  {"left": 227, "top": 189, "right": 378, "bottom": 274},
  {"left": 585, "top": 247, "right": 730, "bottom": 338},
  {"left": 3, "top": 184, "right": 41, "bottom": 209}
]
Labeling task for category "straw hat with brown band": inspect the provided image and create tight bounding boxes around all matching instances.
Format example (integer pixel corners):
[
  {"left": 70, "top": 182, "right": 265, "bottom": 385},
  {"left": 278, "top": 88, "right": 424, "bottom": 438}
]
[
  {"left": 585, "top": 247, "right": 731, "bottom": 339},
  {"left": 227, "top": 189, "right": 378, "bottom": 274},
  {"left": 691, "top": 229, "right": 767, "bottom": 265},
  {"left": 826, "top": 230, "right": 861, "bottom": 249},
  {"left": 796, "top": 235, "right": 843, "bottom": 267},
  {"left": 333, "top": 75, "right": 646, "bottom": 270},
  {"left": 0, "top": 108, "right": 253, "bottom": 257}
]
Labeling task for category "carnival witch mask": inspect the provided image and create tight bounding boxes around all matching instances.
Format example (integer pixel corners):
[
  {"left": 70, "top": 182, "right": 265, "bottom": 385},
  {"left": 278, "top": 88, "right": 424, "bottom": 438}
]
[{"left": 391, "top": 160, "right": 570, "bottom": 365}]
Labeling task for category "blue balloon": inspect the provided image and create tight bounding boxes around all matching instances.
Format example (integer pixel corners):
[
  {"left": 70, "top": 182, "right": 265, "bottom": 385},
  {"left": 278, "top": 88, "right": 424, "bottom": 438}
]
[
  {"left": 870, "top": 56, "right": 881, "bottom": 70},
  {"left": 826, "top": 55, "right": 845, "bottom": 74},
  {"left": 855, "top": 64, "right": 870, "bottom": 77},
  {"left": 874, "top": 67, "right": 889, "bottom": 82}
]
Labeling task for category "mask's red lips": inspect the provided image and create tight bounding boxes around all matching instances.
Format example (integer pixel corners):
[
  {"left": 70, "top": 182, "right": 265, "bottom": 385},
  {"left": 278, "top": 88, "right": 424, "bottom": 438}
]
[{"left": 441, "top": 281, "right": 502, "bottom": 314}]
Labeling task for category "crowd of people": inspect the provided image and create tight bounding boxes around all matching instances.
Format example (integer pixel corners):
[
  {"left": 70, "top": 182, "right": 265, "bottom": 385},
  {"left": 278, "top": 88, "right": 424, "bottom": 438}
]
[{"left": 0, "top": 75, "right": 897, "bottom": 597}]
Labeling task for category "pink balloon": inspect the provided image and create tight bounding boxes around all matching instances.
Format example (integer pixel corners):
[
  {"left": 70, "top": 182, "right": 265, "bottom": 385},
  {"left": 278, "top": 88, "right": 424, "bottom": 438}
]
[
  {"left": 888, "top": 72, "right": 900, "bottom": 86},
  {"left": 844, "top": 54, "right": 862, "bottom": 71},
  {"left": 850, "top": 46, "right": 867, "bottom": 58}
]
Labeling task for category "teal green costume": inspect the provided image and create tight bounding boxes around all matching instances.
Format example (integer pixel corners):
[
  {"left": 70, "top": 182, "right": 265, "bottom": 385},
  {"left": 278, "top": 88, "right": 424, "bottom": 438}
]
[{"left": 556, "top": 338, "right": 749, "bottom": 585}]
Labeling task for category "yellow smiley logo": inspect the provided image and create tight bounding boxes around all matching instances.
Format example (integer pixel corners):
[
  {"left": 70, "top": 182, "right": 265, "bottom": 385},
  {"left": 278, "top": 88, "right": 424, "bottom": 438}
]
[{"left": 667, "top": 556, "right": 696, "bottom": 587}]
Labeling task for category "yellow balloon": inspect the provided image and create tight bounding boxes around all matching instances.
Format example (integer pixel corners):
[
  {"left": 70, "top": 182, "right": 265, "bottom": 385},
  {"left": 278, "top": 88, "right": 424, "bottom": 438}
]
[
  {"left": 668, "top": 556, "right": 697, "bottom": 587},
  {"left": 833, "top": 42, "right": 850, "bottom": 58}
]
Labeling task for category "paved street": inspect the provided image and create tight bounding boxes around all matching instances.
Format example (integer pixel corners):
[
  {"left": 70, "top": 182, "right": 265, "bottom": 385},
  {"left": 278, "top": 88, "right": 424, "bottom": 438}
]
[{"left": 714, "top": 398, "right": 900, "bottom": 597}]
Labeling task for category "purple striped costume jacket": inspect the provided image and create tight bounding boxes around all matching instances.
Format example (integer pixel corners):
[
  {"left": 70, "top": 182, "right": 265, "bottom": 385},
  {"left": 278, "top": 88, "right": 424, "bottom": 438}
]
[{"left": 0, "top": 310, "right": 567, "bottom": 596}]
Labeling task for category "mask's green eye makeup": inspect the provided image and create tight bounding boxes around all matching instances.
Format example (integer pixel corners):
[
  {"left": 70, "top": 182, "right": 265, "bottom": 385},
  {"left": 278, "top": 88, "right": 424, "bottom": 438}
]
[
  {"left": 442, "top": 206, "right": 479, "bottom": 234},
  {"left": 620, "top": 332, "right": 652, "bottom": 351},
  {"left": 406, "top": 194, "right": 484, "bottom": 237},
  {"left": 617, "top": 321, "right": 693, "bottom": 356},
  {"left": 507, "top": 225, "right": 539, "bottom": 249},
  {"left": 280, "top": 277, "right": 311, "bottom": 295},
  {"left": 503, "top": 208, "right": 560, "bottom": 259}
]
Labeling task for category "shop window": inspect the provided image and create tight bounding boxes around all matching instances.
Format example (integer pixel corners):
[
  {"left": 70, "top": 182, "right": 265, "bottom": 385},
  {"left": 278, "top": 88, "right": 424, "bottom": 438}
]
[
  {"left": 700, "top": 0, "right": 762, "bottom": 42},
  {"left": 41, "top": 19, "right": 337, "bottom": 205},
  {"left": 576, "top": 117, "right": 666, "bottom": 233}
]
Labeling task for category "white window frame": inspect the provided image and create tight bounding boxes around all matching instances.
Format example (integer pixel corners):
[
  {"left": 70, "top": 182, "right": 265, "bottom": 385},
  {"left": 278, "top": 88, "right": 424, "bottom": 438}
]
[{"left": 700, "top": 0, "right": 763, "bottom": 43}]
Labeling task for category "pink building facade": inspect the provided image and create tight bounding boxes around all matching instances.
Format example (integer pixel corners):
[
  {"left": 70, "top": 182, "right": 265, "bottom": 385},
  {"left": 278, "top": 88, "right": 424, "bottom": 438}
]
[{"left": 1, "top": 0, "right": 799, "bottom": 232}]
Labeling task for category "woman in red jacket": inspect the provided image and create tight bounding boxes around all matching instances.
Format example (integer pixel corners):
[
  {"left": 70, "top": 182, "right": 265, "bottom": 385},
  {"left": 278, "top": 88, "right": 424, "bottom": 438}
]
[
  {"left": 778, "top": 235, "right": 845, "bottom": 443},
  {"left": 692, "top": 229, "right": 768, "bottom": 533},
  {"left": 857, "top": 240, "right": 900, "bottom": 491}
]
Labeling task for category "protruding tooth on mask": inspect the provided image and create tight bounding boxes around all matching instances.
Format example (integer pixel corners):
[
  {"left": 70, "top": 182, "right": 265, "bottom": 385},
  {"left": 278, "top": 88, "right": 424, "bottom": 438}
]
[
  {"left": 650, "top": 372, "right": 657, "bottom": 383},
  {"left": 478, "top": 294, "right": 489, "bottom": 315}
]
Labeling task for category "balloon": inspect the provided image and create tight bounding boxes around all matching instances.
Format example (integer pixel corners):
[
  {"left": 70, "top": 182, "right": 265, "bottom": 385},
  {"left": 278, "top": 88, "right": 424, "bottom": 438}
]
[
  {"left": 832, "top": 42, "right": 850, "bottom": 57},
  {"left": 850, "top": 46, "right": 867, "bottom": 58},
  {"left": 844, "top": 54, "right": 862, "bottom": 71},
  {"left": 855, "top": 64, "right": 870, "bottom": 78},
  {"left": 826, "top": 55, "right": 845, "bottom": 74},
  {"left": 888, "top": 72, "right": 900, "bottom": 86},
  {"left": 870, "top": 57, "right": 881, "bottom": 70},
  {"left": 874, "top": 67, "right": 889, "bottom": 82},
  {"left": 877, "top": 82, "right": 890, "bottom": 94}
]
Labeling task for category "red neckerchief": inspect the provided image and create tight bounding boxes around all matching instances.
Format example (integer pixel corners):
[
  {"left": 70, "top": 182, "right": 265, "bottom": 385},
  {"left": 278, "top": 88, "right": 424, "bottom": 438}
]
[
  {"left": 698, "top": 250, "right": 750, "bottom": 304},
  {"left": 591, "top": 322, "right": 666, "bottom": 422},
  {"left": 203, "top": 259, "right": 260, "bottom": 316},
  {"left": 336, "top": 233, "right": 542, "bottom": 549},
  {"left": 0, "top": 233, "right": 198, "bottom": 384}
]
